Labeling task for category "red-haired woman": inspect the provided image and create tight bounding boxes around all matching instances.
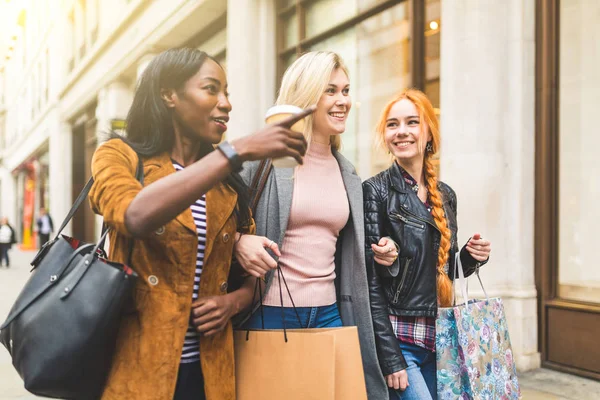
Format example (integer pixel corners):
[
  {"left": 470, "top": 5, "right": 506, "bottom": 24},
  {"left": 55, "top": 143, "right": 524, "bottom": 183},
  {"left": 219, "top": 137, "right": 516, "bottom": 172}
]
[{"left": 363, "top": 89, "right": 491, "bottom": 400}]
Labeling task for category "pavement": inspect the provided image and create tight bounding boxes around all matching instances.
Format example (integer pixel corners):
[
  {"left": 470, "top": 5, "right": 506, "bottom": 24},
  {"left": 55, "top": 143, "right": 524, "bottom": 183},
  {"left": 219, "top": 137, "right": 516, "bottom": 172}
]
[{"left": 1, "top": 248, "right": 599, "bottom": 399}]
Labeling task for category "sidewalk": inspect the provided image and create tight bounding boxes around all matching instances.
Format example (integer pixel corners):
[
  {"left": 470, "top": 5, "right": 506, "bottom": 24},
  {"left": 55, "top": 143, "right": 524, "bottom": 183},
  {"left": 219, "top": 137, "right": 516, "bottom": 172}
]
[
  {"left": 1, "top": 248, "right": 599, "bottom": 399},
  {"left": 520, "top": 368, "right": 600, "bottom": 399}
]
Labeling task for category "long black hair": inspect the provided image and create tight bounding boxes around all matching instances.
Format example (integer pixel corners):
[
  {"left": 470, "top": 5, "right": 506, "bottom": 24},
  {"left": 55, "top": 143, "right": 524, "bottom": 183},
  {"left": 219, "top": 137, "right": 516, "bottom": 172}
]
[{"left": 115, "top": 48, "right": 251, "bottom": 229}]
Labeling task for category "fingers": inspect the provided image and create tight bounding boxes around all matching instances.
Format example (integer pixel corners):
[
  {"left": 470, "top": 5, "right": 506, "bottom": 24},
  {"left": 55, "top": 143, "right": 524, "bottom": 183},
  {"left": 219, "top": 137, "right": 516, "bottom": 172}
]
[
  {"left": 378, "top": 237, "right": 388, "bottom": 247},
  {"left": 371, "top": 243, "right": 397, "bottom": 257},
  {"left": 400, "top": 372, "right": 409, "bottom": 391},
  {"left": 276, "top": 105, "right": 316, "bottom": 128},
  {"left": 191, "top": 298, "right": 230, "bottom": 332},
  {"left": 196, "top": 318, "right": 227, "bottom": 336},
  {"left": 248, "top": 261, "right": 272, "bottom": 278},
  {"left": 466, "top": 245, "right": 490, "bottom": 261},
  {"left": 259, "top": 249, "right": 278, "bottom": 270},
  {"left": 264, "top": 238, "right": 281, "bottom": 257},
  {"left": 386, "top": 374, "right": 400, "bottom": 390},
  {"left": 392, "top": 374, "right": 401, "bottom": 390},
  {"left": 374, "top": 256, "right": 393, "bottom": 267}
]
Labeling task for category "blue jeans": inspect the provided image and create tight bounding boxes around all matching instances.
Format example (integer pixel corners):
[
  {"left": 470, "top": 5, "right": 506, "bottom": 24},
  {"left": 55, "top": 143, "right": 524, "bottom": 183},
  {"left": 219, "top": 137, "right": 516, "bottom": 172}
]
[
  {"left": 244, "top": 303, "right": 343, "bottom": 329},
  {"left": 389, "top": 341, "right": 437, "bottom": 400}
]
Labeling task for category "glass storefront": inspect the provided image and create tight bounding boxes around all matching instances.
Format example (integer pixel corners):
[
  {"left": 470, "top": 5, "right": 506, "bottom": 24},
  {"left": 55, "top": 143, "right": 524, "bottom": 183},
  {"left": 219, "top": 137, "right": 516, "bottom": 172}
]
[
  {"left": 278, "top": 0, "right": 440, "bottom": 178},
  {"left": 537, "top": 0, "right": 600, "bottom": 379},
  {"left": 558, "top": 0, "right": 600, "bottom": 305}
]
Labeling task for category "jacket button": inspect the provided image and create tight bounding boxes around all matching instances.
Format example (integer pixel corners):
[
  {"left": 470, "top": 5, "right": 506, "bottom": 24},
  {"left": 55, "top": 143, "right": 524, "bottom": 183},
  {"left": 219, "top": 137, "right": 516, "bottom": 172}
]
[
  {"left": 155, "top": 226, "right": 165, "bottom": 235},
  {"left": 148, "top": 275, "right": 159, "bottom": 286},
  {"left": 222, "top": 233, "right": 230, "bottom": 243},
  {"left": 220, "top": 281, "right": 228, "bottom": 293}
]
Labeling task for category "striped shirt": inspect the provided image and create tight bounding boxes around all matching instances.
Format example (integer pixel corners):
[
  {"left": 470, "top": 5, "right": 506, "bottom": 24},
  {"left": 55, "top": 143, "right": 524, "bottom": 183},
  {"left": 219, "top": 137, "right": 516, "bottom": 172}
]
[{"left": 173, "top": 161, "right": 207, "bottom": 364}]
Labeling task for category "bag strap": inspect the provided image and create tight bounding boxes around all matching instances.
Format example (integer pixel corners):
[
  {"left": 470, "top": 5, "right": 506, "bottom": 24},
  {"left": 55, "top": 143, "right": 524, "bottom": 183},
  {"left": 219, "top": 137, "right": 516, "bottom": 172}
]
[
  {"left": 248, "top": 159, "right": 273, "bottom": 214},
  {"left": 55, "top": 147, "right": 145, "bottom": 242},
  {"left": 453, "top": 252, "right": 489, "bottom": 310},
  {"left": 245, "top": 265, "right": 303, "bottom": 342},
  {"left": 54, "top": 179, "right": 95, "bottom": 239},
  {"left": 100, "top": 155, "right": 144, "bottom": 265}
]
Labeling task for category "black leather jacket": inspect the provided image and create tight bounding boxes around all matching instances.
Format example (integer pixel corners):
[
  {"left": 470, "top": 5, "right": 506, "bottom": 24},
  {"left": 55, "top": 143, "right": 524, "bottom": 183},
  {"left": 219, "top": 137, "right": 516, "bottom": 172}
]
[{"left": 363, "top": 162, "right": 486, "bottom": 375}]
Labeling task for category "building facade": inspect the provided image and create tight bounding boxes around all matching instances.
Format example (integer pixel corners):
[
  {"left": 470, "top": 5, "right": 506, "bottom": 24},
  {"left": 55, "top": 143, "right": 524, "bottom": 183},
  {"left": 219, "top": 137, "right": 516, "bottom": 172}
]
[{"left": 0, "top": 0, "right": 597, "bottom": 380}]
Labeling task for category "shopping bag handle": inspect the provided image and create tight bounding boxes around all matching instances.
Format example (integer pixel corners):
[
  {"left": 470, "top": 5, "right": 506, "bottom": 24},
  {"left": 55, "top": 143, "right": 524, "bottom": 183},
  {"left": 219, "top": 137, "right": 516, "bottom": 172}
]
[
  {"left": 452, "top": 252, "right": 489, "bottom": 310},
  {"left": 246, "top": 265, "right": 303, "bottom": 342}
]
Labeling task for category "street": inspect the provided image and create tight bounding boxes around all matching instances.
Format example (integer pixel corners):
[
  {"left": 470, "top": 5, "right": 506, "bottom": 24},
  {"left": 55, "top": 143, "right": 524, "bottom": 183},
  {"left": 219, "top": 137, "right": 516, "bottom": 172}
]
[
  {"left": 0, "top": 248, "right": 40, "bottom": 400},
  {"left": 1, "top": 248, "right": 599, "bottom": 399}
]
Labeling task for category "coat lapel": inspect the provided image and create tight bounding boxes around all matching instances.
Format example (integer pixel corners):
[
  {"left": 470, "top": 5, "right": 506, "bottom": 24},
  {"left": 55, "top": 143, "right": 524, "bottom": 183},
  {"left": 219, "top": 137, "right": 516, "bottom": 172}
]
[
  {"left": 204, "top": 182, "right": 238, "bottom": 262},
  {"left": 274, "top": 167, "right": 295, "bottom": 244}
]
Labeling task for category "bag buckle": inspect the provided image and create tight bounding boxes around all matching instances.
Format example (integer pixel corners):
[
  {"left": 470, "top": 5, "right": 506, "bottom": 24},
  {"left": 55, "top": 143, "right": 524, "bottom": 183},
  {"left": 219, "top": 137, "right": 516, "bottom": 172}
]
[{"left": 30, "top": 239, "right": 56, "bottom": 270}]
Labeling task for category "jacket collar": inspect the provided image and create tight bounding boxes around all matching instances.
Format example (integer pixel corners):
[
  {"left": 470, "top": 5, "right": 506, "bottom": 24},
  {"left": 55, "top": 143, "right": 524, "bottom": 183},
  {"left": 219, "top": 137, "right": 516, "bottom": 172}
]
[
  {"left": 388, "top": 161, "right": 412, "bottom": 194},
  {"left": 387, "top": 161, "right": 437, "bottom": 226}
]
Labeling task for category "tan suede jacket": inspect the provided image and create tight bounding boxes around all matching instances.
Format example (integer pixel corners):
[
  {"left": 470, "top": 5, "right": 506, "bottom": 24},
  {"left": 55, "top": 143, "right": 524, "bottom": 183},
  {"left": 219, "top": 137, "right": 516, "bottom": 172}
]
[{"left": 89, "top": 139, "right": 253, "bottom": 400}]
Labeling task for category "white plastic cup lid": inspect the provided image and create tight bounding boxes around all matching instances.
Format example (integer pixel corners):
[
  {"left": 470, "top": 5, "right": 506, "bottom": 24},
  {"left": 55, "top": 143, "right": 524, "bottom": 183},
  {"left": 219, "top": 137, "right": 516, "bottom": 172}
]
[{"left": 265, "top": 104, "right": 304, "bottom": 119}]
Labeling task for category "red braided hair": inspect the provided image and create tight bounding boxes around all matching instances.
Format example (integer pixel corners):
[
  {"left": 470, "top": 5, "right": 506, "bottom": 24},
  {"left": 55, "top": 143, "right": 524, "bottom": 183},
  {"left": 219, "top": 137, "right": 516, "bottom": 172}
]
[{"left": 375, "top": 89, "right": 453, "bottom": 306}]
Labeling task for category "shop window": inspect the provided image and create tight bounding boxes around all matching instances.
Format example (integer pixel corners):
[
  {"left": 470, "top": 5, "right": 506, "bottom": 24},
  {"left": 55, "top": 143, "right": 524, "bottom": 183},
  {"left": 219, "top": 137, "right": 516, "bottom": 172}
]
[
  {"left": 558, "top": 0, "right": 600, "bottom": 304},
  {"left": 276, "top": 0, "right": 438, "bottom": 177}
]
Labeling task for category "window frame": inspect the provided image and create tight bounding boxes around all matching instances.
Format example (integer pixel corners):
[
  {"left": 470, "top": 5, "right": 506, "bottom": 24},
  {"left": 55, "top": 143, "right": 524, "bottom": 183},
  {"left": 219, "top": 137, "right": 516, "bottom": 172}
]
[{"left": 275, "top": 0, "right": 426, "bottom": 89}]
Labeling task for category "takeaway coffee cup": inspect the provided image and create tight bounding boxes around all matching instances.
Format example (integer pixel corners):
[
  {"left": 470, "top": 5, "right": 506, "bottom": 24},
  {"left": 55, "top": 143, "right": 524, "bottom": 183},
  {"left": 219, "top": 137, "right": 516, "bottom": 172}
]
[{"left": 265, "top": 105, "right": 306, "bottom": 168}]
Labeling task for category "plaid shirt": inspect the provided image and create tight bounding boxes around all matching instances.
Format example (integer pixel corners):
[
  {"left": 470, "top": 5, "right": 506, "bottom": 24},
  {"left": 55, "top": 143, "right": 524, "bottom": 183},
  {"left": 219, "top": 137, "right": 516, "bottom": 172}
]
[
  {"left": 390, "top": 166, "right": 436, "bottom": 352},
  {"left": 389, "top": 315, "right": 437, "bottom": 352}
]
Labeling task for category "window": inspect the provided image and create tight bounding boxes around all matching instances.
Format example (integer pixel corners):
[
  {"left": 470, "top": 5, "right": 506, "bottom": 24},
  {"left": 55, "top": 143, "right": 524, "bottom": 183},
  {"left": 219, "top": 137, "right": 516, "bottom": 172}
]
[
  {"left": 557, "top": 0, "right": 600, "bottom": 304},
  {"left": 277, "top": 0, "right": 438, "bottom": 177}
]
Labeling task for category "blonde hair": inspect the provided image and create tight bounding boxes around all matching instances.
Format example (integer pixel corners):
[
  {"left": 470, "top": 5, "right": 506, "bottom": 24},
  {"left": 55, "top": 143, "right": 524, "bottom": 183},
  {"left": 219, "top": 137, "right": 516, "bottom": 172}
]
[
  {"left": 276, "top": 51, "right": 349, "bottom": 150},
  {"left": 375, "top": 89, "right": 453, "bottom": 307}
]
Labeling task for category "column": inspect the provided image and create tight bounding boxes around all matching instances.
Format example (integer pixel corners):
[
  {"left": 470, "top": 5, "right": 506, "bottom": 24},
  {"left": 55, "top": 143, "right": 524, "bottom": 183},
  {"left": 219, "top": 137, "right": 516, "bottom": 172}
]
[
  {"left": 48, "top": 122, "right": 72, "bottom": 236},
  {"left": 225, "top": 0, "right": 277, "bottom": 140},
  {"left": 0, "top": 167, "right": 17, "bottom": 232},
  {"left": 95, "top": 80, "right": 134, "bottom": 143},
  {"left": 439, "top": 0, "right": 540, "bottom": 371}
]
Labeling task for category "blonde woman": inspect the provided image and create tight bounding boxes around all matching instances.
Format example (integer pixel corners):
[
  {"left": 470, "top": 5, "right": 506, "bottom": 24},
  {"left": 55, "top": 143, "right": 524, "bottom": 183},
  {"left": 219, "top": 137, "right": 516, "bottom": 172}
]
[
  {"left": 363, "top": 89, "right": 491, "bottom": 400},
  {"left": 234, "top": 51, "right": 391, "bottom": 399}
]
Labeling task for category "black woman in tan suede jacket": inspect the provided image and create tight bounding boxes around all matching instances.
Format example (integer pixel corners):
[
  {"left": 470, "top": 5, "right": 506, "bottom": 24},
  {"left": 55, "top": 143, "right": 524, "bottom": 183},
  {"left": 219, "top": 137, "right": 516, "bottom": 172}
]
[{"left": 89, "top": 47, "right": 312, "bottom": 400}]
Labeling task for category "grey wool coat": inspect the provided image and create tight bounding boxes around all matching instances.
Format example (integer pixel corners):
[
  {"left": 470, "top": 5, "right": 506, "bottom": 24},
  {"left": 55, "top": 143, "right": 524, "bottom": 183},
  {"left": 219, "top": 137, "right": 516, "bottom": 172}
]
[{"left": 239, "top": 151, "right": 388, "bottom": 400}]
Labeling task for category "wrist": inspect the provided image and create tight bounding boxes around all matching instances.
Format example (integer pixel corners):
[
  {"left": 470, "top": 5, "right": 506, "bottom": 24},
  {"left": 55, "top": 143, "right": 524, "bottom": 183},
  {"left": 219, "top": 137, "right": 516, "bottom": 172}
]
[
  {"left": 217, "top": 141, "right": 244, "bottom": 172},
  {"left": 230, "top": 138, "right": 251, "bottom": 162}
]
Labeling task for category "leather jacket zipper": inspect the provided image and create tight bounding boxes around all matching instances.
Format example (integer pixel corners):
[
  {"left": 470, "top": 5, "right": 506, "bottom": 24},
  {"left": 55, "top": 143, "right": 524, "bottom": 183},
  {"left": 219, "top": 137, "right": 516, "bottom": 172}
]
[
  {"left": 391, "top": 213, "right": 425, "bottom": 229},
  {"left": 398, "top": 207, "right": 440, "bottom": 233},
  {"left": 392, "top": 258, "right": 411, "bottom": 304}
]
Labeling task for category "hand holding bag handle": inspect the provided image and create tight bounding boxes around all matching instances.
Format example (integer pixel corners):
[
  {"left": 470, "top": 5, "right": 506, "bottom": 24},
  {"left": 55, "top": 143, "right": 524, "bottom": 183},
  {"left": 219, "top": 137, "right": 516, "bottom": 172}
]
[{"left": 453, "top": 252, "right": 489, "bottom": 310}]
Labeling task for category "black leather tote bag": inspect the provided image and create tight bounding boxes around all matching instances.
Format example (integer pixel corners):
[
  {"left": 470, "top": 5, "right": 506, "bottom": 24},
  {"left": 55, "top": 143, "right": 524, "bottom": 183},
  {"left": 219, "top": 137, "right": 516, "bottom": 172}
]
[{"left": 0, "top": 155, "right": 143, "bottom": 399}]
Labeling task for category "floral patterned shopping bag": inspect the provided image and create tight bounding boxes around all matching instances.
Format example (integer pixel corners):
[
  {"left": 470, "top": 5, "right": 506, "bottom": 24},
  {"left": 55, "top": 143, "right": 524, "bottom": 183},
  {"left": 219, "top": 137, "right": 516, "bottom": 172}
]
[{"left": 436, "top": 255, "right": 520, "bottom": 400}]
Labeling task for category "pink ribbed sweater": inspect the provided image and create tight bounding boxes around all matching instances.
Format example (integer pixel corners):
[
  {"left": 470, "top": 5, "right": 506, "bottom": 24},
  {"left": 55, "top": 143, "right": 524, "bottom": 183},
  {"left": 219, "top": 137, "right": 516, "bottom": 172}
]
[{"left": 264, "top": 141, "right": 350, "bottom": 307}]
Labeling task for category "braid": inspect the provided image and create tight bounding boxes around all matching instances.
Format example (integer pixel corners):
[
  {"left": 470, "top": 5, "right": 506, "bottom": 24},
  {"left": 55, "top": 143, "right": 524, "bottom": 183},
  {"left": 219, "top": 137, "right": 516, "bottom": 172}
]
[{"left": 424, "top": 156, "right": 453, "bottom": 307}]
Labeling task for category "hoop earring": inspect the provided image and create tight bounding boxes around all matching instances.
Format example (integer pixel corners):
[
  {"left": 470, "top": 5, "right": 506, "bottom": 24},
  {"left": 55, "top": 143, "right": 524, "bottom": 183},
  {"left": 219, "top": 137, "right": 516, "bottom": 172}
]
[{"left": 426, "top": 142, "right": 433, "bottom": 153}]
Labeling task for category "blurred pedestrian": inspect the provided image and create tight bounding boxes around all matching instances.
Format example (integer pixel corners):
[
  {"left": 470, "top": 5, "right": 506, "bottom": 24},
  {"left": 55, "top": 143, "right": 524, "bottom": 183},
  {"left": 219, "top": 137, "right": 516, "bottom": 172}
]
[
  {"left": 36, "top": 207, "right": 54, "bottom": 248},
  {"left": 0, "top": 217, "right": 16, "bottom": 268},
  {"left": 89, "top": 47, "right": 311, "bottom": 400}
]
